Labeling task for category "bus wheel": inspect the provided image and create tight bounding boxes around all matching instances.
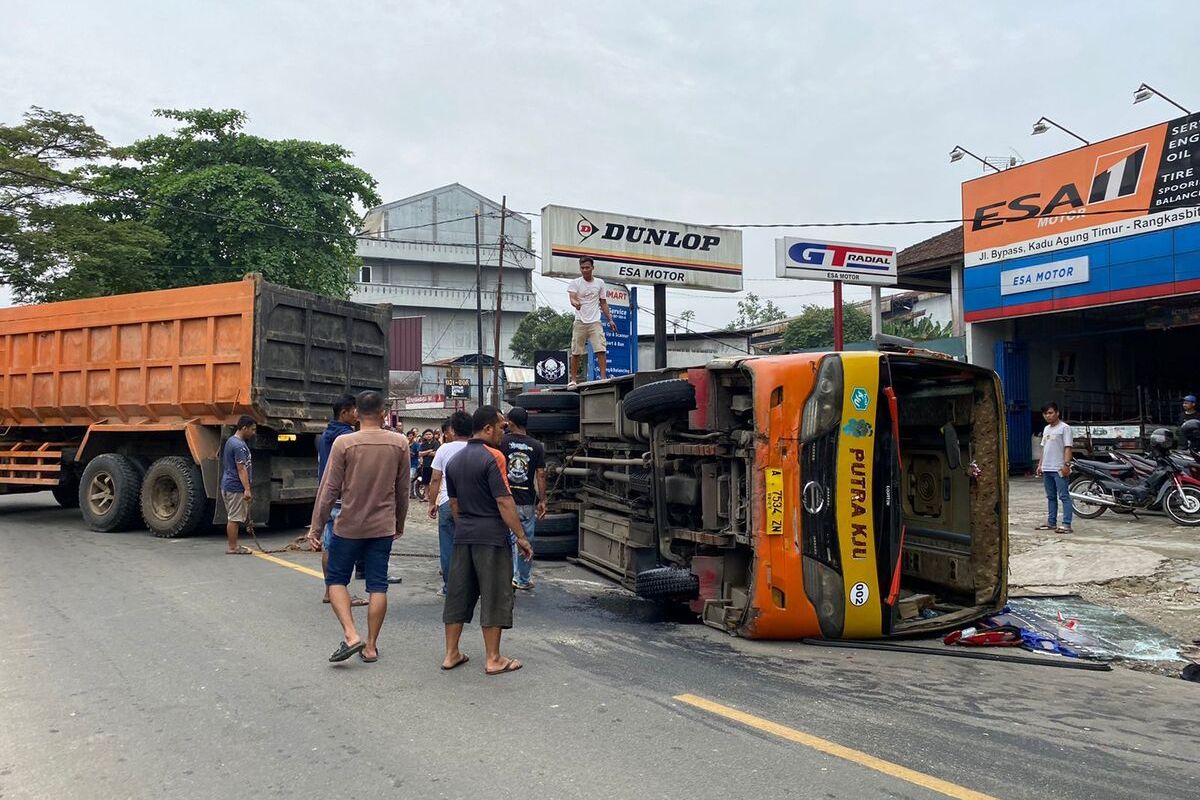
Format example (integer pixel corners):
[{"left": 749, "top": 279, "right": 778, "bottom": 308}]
[
  {"left": 623, "top": 380, "right": 696, "bottom": 424},
  {"left": 634, "top": 566, "right": 699, "bottom": 600},
  {"left": 80, "top": 454, "right": 143, "bottom": 532},
  {"left": 141, "top": 456, "right": 208, "bottom": 538}
]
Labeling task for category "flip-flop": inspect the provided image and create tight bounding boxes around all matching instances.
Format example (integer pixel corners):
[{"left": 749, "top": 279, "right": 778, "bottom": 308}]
[
  {"left": 329, "top": 641, "right": 366, "bottom": 663},
  {"left": 321, "top": 596, "right": 370, "bottom": 606},
  {"left": 440, "top": 654, "right": 470, "bottom": 671},
  {"left": 360, "top": 650, "right": 379, "bottom": 663},
  {"left": 225, "top": 546, "right": 253, "bottom": 554},
  {"left": 1034, "top": 524, "right": 1054, "bottom": 530},
  {"left": 485, "top": 658, "right": 523, "bottom": 676}
]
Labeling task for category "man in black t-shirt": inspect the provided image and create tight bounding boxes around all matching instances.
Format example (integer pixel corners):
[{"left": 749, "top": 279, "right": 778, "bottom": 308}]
[
  {"left": 442, "top": 406, "right": 533, "bottom": 676},
  {"left": 501, "top": 407, "right": 546, "bottom": 590}
]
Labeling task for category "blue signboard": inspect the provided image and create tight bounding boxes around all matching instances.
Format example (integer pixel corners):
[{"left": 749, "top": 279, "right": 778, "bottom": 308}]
[{"left": 587, "top": 284, "right": 637, "bottom": 379}]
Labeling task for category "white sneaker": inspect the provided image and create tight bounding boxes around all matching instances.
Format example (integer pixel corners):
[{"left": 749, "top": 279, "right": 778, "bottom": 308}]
[{"left": 566, "top": 381, "right": 577, "bottom": 390}]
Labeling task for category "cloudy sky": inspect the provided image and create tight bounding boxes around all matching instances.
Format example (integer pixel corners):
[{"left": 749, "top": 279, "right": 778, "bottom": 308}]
[{"left": 2, "top": 1, "right": 1194, "bottom": 331}]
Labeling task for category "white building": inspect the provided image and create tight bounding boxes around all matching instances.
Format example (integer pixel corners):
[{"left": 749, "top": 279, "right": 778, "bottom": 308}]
[{"left": 354, "top": 184, "right": 536, "bottom": 364}]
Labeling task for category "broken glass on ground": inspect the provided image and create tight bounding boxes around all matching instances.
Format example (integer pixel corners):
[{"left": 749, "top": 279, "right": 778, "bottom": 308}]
[{"left": 996, "top": 596, "right": 1182, "bottom": 663}]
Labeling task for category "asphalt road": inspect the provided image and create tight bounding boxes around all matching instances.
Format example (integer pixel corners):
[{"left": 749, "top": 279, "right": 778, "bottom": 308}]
[{"left": 1, "top": 493, "right": 1197, "bottom": 800}]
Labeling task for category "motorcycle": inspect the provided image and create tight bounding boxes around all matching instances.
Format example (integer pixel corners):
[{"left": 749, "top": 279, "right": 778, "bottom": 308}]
[{"left": 1069, "top": 428, "right": 1200, "bottom": 525}]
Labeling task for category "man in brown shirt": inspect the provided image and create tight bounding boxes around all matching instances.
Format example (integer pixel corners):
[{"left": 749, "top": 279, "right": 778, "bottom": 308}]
[{"left": 307, "top": 390, "right": 410, "bottom": 664}]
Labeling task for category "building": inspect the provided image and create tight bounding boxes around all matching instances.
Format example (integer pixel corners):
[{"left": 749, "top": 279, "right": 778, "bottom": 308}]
[
  {"left": 636, "top": 330, "right": 754, "bottom": 368},
  {"left": 355, "top": 184, "right": 536, "bottom": 366}
]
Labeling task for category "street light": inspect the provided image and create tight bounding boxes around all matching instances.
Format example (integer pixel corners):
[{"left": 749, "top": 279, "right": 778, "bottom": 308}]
[
  {"left": 1132, "top": 83, "right": 1191, "bottom": 114},
  {"left": 1030, "top": 116, "right": 1090, "bottom": 146},
  {"left": 949, "top": 145, "right": 1001, "bottom": 173}
]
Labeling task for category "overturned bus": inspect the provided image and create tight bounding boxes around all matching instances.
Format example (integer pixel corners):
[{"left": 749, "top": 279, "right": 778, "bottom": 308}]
[{"left": 517, "top": 350, "right": 1007, "bottom": 640}]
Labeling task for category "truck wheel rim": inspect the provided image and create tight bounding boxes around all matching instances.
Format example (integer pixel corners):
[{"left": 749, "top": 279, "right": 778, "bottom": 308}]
[
  {"left": 149, "top": 475, "right": 180, "bottom": 520},
  {"left": 88, "top": 473, "right": 115, "bottom": 514}
]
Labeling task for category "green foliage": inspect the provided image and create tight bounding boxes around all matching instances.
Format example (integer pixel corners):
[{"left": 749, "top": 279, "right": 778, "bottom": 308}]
[
  {"left": 510, "top": 306, "right": 575, "bottom": 364},
  {"left": 780, "top": 304, "right": 872, "bottom": 352},
  {"left": 1, "top": 106, "right": 380, "bottom": 304},
  {"left": 885, "top": 315, "right": 953, "bottom": 341},
  {"left": 725, "top": 292, "right": 786, "bottom": 330},
  {"left": 0, "top": 107, "right": 167, "bottom": 302}
]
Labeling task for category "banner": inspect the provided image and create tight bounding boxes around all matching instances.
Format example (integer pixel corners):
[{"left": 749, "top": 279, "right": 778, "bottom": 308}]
[
  {"left": 444, "top": 378, "right": 471, "bottom": 399},
  {"left": 775, "top": 237, "right": 897, "bottom": 286},
  {"left": 534, "top": 351, "right": 569, "bottom": 386},
  {"left": 541, "top": 204, "right": 742, "bottom": 292},
  {"left": 588, "top": 284, "right": 636, "bottom": 379}
]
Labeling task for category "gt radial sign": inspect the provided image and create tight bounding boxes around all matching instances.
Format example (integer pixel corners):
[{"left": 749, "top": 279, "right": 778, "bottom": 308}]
[
  {"left": 774, "top": 238, "right": 897, "bottom": 286},
  {"left": 541, "top": 205, "right": 742, "bottom": 292}
]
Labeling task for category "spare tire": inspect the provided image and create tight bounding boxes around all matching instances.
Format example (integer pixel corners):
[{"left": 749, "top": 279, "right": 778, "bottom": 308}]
[
  {"left": 141, "top": 456, "right": 209, "bottom": 538},
  {"left": 537, "top": 511, "right": 578, "bottom": 536},
  {"left": 525, "top": 412, "right": 579, "bottom": 435},
  {"left": 79, "top": 454, "right": 143, "bottom": 532},
  {"left": 516, "top": 392, "right": 579, "bottom": 412},
  {"left": 534, "top": 534, "right": 577, "bottom": 559},
  {"left": 635, "top": 566, "right": 700, "bottom": 600},
  {"left": 624, "top": 380, "right": 695, "bottom": 424}
]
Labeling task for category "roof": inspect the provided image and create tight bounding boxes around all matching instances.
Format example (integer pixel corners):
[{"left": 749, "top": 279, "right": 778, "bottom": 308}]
[
  {"left": 896, "top": 226, "right": 963, "bottom": 271},
  {"left": 365, "top": 183, "right": 530, "bottom": 223}
]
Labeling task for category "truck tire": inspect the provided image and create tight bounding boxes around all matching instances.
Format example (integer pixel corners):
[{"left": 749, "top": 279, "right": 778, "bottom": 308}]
[
  {"left": 141, "top": 456, "right": 209, "bottom": 538},
  {"left": 80, "top": 454, "right": 143, "bottom": 532},
  {"left": 635, "top": 566, "right": 699, "bottom": 600},
  {"left": 623, "top": 380, "right": 695, "bottom": 424},
  {"left": 51, "top": 471, "right": 80, "bottom": 508},
  {"left": 537, "top": 511, "right": 578, "bottom": 536},
  {"left": 516, "top": 392, "right": 580, "bottom": 412},
  {"left": 534, "top": 534, "right": 577, "bottom": 558},
  {"left": 525, "top": 412, "right": 579, "bottom": 435}
]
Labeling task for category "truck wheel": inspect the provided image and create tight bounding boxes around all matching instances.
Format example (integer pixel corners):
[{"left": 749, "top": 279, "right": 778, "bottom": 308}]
[
  {"left": 525, "top": 412, "right": 579, "bottom": 435},
  {"left": 623, "top": 380, "right": 695, "bottom": 424},
  {"left": 51, "top": 471, "right": 80, "bottom": 508},
  {"left": 516, "top": 392, "right": 580, "bottom": 412},
  {"left": 80, "top": 454, "right": 143, "bottom": 532},
  {"left": 635, "top": 566, "right": 699, "bottom": 600},
  {"left": 534, "top": 534, "right": 578, "bottom": 558},
  {"left": 141, "top": 456, "right": 208, "bottom": 538},
  {"left": 537, "top": 511, "right": 578, "bottom": 535}
]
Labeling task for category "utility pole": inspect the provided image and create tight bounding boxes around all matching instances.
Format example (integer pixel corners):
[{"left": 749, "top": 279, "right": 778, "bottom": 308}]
[
  {"left": 491, "top": 195, "right": 507, "bottom": 403},
  {"left": 474, "top": 211, "right": 485, "bottom": 406}
]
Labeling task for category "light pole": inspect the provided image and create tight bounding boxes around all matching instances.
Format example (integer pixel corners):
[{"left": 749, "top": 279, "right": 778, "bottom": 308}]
[
  {"left": 949, "top": 145, "right": 1001, "bottom": 173},
  {"left": 1133, "top": 83, "right": 1191, "bottom": 114},
  {"left": 1031, "top": 116, "right": 1090, "bottom": 146}
]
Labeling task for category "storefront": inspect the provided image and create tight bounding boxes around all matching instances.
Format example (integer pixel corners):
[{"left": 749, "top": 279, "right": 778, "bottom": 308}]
[{"left": 958, "top": 111, "right": 1200, "bottom": 467}]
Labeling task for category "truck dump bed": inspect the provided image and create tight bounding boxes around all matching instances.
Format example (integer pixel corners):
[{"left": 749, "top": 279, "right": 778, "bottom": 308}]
[{"left": 0, "top": 275, "right": 389, "bottom": 431}]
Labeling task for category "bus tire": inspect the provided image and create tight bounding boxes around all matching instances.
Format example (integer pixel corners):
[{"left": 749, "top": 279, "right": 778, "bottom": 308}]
[
  {"left": 623, "top": 380, "right": 695, "bottom": 424},
  {"left": 80, "top": 454, "right": 143, "bottom": 532},
  {"left": 141, "top": 456, "right": 208, "bottom": 538},
  {"left": 533, "top": 533, "right": 577, "bottom": 558},
  {"left": 536, "top": 512, "right": 578, "bottom": 536},
  {"left": 516, "top": 392, "right": 579, "bottom": 412},
  {"left": 525, "top": 412, "right": 579, "bottom": 435},
  {"left": 634, "top": 566, "right": 699, "bottom": 600}
]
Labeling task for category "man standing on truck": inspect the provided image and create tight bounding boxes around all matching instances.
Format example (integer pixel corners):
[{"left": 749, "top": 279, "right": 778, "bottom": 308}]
[
  {"left": 318, "top": 394, "right": 367, "bottom": 608},
  {"left": 441, "top": 406, "right": 533, "bottom": 675},
  {"left": 567, "top": 256, "right": 618, "bottom": 388},
  {"left": 220, "top": 415, "right": 257, "bottom": 555},
  {"left": 307, "top": 390, "right": 410, "bottom": 664},
  {"left": 427, "top": 411, "right": 473, "bottom": 595},
  {"left": 500, "top": 407, "right": 546, "bottom": 591}
]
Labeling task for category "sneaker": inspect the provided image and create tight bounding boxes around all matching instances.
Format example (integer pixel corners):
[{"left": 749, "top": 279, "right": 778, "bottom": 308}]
[
  {"left": 512, "top": 580, "right": 534, "bottom": 591},
  {"left": 566, "top": 381, "right": 577, "bottom": 390}
]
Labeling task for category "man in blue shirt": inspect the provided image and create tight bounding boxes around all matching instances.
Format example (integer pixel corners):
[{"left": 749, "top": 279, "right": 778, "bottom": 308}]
[
  {"left": 219, "top": 415, "right": 257, "bottom": 554},
  {"left": 318, "top": 394, "right": 367, "bottom": 606}
]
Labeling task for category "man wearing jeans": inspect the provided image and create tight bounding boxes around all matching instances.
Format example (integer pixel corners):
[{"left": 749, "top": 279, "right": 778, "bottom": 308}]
[
  {"left": 307, "top": 390, "right": 410, "bottom": 664},
  {"left": 500, "top": 407, "right": 546, "bottom": 590},
  {"left": 1036, "top": 402, "right": 1074, "bottom": 533},
  {"left": 427, "top": 411, "right": 472, "bottom": 595}
]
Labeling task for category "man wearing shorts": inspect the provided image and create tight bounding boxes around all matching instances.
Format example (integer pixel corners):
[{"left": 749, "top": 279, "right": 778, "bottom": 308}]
[
  {"left": 307, "top": 390, "right": 410, "bottom": 664},
  {"left": 317, "top": 393, "right": 366, "bottom": 607},
  {"left": 219, "top": 415, "right": 256, "bottom": 554},
  {"left": 441, "top": 405, "right": 533, "bottom": 675},
  {"left": 567, "top": 256, "right": 617, "bottom": 388}
]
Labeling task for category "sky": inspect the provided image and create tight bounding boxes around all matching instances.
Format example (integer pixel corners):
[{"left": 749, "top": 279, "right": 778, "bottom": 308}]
[{"left": 2, "top": 1, "right": 1195, "bottom": 333}]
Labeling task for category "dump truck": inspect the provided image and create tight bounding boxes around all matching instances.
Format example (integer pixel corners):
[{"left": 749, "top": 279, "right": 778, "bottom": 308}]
[
  {"left": 0, "top": 275, "right": 389, "bottom": 536},
  {"left": 516, "top": 348, "right": 1008, "bottom": 640}
]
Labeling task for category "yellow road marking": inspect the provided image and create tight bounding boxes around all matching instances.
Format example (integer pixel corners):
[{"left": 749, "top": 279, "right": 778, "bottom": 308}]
[
  {"left": 674, "top": 694, "right": 999, "bottom": 800},
  {"left": 251, "top": 550, "right": 324, "bottom": 579}
]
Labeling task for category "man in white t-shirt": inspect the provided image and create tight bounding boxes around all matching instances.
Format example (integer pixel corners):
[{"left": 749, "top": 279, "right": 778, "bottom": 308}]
[
  {"left": 567, "top": 256, "right": 618, "bottom": 387},
  {"left": 426, "top": 411, "right": 472, "bottom": 594},
  {"left": 1035, "top": 401, "right": 1074, "bottom": 533}
]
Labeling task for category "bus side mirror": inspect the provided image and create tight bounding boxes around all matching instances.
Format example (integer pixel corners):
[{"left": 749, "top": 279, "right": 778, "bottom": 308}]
[{"left": 943, "top": 424, "right": 961, "bottom": 470}]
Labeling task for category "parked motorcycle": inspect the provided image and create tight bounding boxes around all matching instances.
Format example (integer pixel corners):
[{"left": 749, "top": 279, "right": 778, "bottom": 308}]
[{"left": 1069, "top": 428, "right": 1200, "bottom": 525}]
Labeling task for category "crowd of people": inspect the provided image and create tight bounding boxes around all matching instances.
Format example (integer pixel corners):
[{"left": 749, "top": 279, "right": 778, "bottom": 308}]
[{"left": 220, "top": 390, "right": 546, "bottom": 673}]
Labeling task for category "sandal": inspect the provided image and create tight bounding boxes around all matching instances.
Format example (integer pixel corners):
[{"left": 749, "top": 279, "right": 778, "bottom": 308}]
[
  {"left": 321, "top": 596, "right": 370, "bottom": 606},
  {"left": 226, "top": 545, "right": 253, "bottom": 554},
  {"left": 1056, "top": 526, "right": 1073, "bottom": 533},
  {"left": 328, "top": 640, "right": 366, "bottom": 663},
  {"left": 360, "top": 650, "right": 379, "bottom": 663},
  {"left": 485, "top": 658, "right": 523, "bottom": 676},
  {"left": 440, "top": 654, "right": 470, "bottom": 671},
  {"left": 1035, "top": 524, "right": 1054, "bottom": 531}
]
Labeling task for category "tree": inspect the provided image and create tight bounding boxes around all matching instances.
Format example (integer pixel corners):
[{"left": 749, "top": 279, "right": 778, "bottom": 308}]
[
  {"left": 886, "top": 315, "right": 953, "bottom": 341},
  {"left": 780, "top": 304, "right": 872, "bottom": 352},
  {"left": 1, "top": 107, "right": 167, "bottom": 302},
  {"left": 90, "top": 108, "right": 380, "bottom": 299},
  {"left": 509, "top": 306, "right": 574, "bottom": 364},
  {"left": 725, "top": 293, "right": 786, "bottom": 330},
  {"left": 673, "top": 309, "right": 695, "bottom": 334}
]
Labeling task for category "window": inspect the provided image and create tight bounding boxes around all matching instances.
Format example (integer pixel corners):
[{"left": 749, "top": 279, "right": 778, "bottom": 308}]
[{"left": 360, "top": 265, "right": 372, "bottom": 284}]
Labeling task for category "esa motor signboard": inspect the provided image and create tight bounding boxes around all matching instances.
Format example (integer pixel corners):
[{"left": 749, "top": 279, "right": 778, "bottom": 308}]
[
  {"left": 541, "top": 205, "right": 742, "bottom": 292},
  {"left": 774, "top": 238, "right": 897, "bottom": 286}
]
